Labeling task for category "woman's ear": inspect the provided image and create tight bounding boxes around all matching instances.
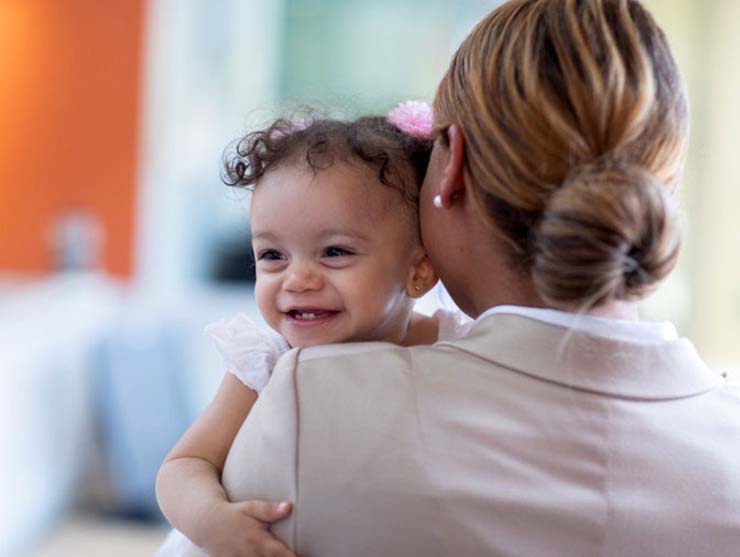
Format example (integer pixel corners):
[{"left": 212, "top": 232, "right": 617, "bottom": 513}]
[
  {"left": 437, "top": 124, "right": 466, "bottom": 208},
  {"left": 405, "top": 253, "right": 439, "bottom": 298}
]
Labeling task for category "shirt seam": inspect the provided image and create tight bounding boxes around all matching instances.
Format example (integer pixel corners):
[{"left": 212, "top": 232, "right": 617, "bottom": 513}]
[{"left": 292, "top": 348, "right": 301, "bottom": 551}]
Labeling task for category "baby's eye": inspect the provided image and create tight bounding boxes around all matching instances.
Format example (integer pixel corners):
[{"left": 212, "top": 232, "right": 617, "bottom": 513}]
[
  {"left": 257, "top": 249, "right": 286, "bottom": 261},
  {"left": 324, "top": 246, "right": 353, "bottom": 258}
]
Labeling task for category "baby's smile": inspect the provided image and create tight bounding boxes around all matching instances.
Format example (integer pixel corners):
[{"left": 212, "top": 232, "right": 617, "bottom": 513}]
[{"left": 285, "top": 308, "right": 340, "bottom": 325}]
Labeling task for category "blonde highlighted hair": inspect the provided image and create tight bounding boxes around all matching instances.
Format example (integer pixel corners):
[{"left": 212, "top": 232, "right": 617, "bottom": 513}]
[{"left": 435, "top": 0, "right": 688, "bottom": 310}]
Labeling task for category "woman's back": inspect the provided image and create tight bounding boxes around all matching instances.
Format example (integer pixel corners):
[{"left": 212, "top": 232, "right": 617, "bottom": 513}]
[{"left": 222, "top": 311, "right": 740, "bottom": 556}]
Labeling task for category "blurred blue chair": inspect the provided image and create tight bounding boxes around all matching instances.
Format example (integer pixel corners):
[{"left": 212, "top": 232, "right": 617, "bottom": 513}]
[{"left": 92, "top": 318, "right": 191, "bottom": 520}]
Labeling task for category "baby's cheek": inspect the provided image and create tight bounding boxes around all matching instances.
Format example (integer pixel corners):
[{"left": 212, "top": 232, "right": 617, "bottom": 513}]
[{"left": 253, "top": 281, "right": 278, "bottom": 326}]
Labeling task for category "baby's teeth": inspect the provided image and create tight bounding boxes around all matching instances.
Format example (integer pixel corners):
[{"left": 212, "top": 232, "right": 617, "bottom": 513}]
[{"left": 302, "top": 312, "right": 316, "bottom": 319}]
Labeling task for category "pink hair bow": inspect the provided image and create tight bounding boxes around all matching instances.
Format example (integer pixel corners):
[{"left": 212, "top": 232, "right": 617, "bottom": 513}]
[
  {"left": 270, "top": 119, "right": 309, "bottom": 140},
  {"left": 387, "top": 101, "right": 433, "bottom": 140}
]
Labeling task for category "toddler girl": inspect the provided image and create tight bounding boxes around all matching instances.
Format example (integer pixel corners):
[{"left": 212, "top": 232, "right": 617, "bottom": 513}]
[{"left": 155, "top": 103, "right": 472, "bottom": 557}]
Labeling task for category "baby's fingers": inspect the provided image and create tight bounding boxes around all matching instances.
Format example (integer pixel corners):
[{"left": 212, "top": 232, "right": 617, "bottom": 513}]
[
  {"left": 258, "top": 537, "right": 299, "bottom": 557},
  {"left": 238, "top": 499, "right": 293, "bottom": 523},
  {"left": 241, "top": 521, "right": 298, "bottom": 557}
]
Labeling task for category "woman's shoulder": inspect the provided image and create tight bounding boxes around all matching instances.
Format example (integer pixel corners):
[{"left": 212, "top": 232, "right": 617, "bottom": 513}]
[{"left": 296, "top": 340, "right": 402, "bottom": 363}]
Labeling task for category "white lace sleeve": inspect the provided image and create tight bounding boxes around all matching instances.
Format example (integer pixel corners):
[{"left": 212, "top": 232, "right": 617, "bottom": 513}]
[
  {"left": 204, "top": 313, "right": 289, "bottom": 393},
  {"left": 434, "top": 308, "right": 475, "bottom": 341},
  {"left": 154, "top": 528, "right": 207, "bottom": 557}
]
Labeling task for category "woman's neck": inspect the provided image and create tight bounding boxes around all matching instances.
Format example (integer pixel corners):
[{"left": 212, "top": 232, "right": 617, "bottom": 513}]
[
  {"left": 447, "top": 206, "right": 642, "bottom": 322},
  {"left": 582, "top": 300, "right": 640, "bottom": 321},
  {"left": 465, "top": 255, "right": 641, "bottom": 322},
  {"left": 472, "top": 277, "right": 641, "bottom": 322}
]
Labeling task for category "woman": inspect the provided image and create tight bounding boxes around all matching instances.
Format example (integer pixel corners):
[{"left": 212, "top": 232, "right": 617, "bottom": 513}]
[{"left": 216, "top": 1, "right": 740, "bottom": 555}]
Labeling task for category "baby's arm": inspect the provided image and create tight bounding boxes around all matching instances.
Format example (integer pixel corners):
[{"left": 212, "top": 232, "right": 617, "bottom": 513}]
[
  {"left": 404, "top": 312, "right": 440, "bottom": 345},
  {"left": 156, "top": 373, "right": 296, "bottom": 557}
]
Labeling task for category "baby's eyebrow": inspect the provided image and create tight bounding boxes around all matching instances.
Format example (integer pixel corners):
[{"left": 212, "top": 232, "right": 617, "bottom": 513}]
[
  {"left": 251, "top": 228, "right": 369, "bottom": 243},
  {"left": 318, "top": 228, "right": 369, "bottom": 241},
  {"left": 251, "top": 231, "right": 279, "bottom": 241}
]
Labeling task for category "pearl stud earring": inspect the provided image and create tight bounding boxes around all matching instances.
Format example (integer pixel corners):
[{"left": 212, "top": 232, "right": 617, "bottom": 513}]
[{"left": 433, "top": 195, "right": 443, "bottom": 208}]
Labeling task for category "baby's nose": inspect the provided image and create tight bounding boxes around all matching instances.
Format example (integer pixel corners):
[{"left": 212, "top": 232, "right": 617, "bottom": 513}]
[{"left": 283, "top": 262, "right": 323, "bottom": 292}]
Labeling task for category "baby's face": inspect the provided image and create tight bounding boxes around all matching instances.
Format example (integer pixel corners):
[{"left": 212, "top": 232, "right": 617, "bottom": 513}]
[{"left": 250, "top": 161, "right": 421, "bottom": 348}]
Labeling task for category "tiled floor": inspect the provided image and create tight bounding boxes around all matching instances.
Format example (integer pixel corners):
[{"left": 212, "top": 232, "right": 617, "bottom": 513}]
[{"left": 30, "top": 514, "right": 169, "bottom": 557}]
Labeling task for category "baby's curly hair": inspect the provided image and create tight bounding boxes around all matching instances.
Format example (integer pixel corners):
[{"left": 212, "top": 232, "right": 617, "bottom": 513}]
[{"left": 222, "top": 116, "right": 432, "bottom": 208}]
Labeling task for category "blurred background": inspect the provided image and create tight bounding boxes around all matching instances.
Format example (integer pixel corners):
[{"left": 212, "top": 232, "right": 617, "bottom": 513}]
[{"left": 1, "top": 1, "right": 738, "bottom": 555}]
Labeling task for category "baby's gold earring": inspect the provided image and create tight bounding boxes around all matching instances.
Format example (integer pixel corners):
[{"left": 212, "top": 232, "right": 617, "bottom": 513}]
[{"left": 414, "top": 284, "right": 422, "bottom": 291}]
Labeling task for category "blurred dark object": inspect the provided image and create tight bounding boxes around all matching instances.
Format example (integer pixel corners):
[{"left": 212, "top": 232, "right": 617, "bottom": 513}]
[{"left": 211, "top": 236, "right": 256, "bottom": 283}]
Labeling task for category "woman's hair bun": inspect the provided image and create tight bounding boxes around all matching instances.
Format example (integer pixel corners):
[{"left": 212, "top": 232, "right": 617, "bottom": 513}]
[{"left": 531, "top": 159, "right": 681, "bottom": 311}]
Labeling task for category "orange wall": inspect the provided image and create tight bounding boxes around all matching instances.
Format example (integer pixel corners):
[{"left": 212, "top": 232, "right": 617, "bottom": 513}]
[{"left": 0, "top": 0, "right": 145, "bottom": 277}]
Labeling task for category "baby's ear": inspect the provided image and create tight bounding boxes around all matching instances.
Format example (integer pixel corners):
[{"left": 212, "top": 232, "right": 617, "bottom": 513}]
[{"left": 405, "top": 253, "right": 438, "bottom": 298}]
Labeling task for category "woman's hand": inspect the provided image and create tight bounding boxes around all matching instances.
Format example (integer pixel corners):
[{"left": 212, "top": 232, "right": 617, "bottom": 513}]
[{"left": 198, "top": 499, "right": 298, "bottom": 557}]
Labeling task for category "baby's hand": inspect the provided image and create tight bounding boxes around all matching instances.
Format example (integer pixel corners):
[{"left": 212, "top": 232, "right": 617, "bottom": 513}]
[{"left": 200, "top": 499, "right": 297, "bottom": 557}]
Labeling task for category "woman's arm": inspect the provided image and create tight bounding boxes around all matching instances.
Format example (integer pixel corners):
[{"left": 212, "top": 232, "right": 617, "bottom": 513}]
[{"left": 155, "top": 373, "right": 296, "bottom": 557}]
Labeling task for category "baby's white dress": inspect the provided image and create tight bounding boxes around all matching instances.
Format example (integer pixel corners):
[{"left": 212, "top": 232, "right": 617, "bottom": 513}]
[{"left": 155, "top": 309, "right": 472, "bottom": 557}]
